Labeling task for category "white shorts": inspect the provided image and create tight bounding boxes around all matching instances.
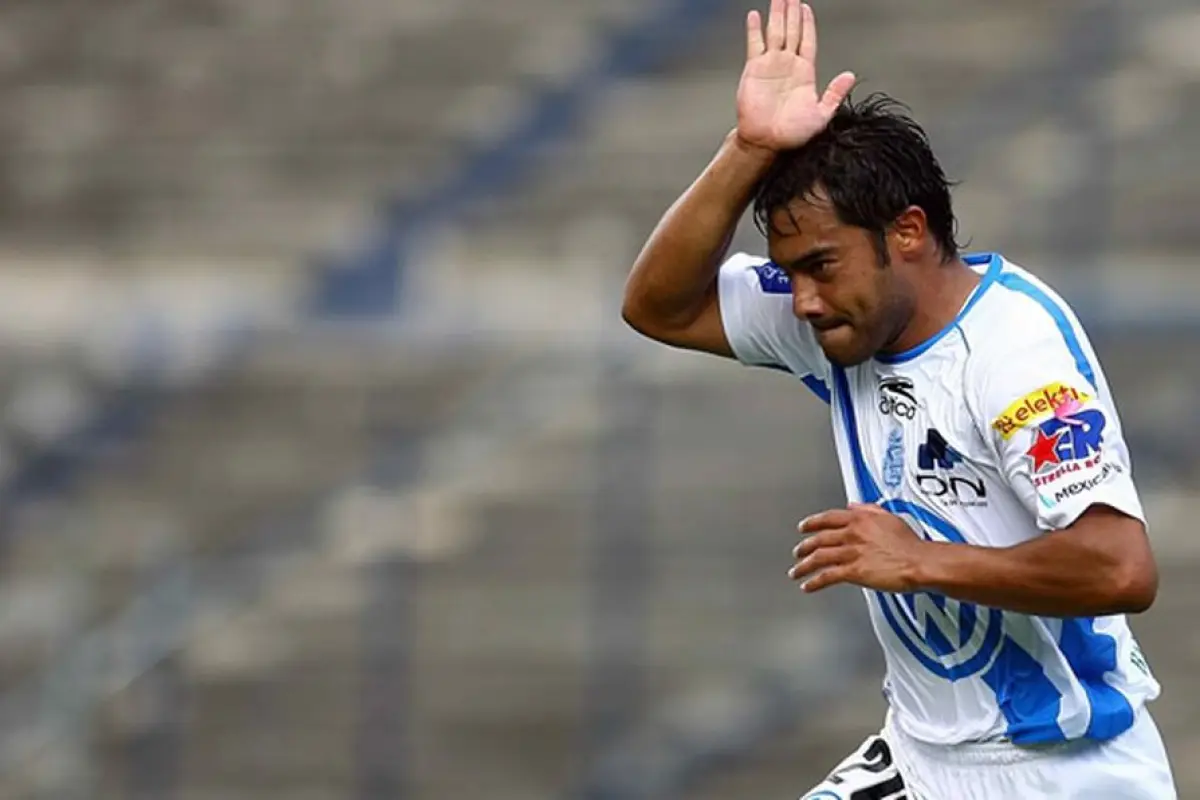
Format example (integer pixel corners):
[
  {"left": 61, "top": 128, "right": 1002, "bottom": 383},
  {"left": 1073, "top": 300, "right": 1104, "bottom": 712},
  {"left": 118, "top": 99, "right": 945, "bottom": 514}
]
[{"left": 800, "top": 707, "right": 1176, "bottom": 800}]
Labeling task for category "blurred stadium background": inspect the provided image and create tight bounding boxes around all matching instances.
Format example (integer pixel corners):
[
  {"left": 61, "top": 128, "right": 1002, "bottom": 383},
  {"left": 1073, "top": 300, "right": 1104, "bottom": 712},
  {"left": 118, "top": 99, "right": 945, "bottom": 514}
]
[{"left": 0, "top": 0, "right": 1196, "bottom": 798}]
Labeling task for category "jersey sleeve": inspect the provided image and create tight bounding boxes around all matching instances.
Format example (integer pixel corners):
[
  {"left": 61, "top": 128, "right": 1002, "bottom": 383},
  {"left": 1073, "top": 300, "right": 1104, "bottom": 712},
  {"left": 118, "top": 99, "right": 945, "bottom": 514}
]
[
  {"left": 716, "top": 252, "right": 828, "bottom": 385},
  {"left": 970, "top": 330, "right": 1144, "bottom": 531}
]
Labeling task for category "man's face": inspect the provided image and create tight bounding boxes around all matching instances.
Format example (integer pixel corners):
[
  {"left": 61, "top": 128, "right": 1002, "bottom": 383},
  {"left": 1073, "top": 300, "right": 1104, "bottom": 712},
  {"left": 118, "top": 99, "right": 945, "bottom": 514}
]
[{"left": 767, "top": 197, "right": 915, "bottom": 367}]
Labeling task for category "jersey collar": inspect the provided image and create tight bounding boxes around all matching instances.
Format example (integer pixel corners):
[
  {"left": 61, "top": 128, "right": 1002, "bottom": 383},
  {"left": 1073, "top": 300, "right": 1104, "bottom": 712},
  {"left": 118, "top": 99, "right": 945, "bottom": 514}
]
[{"left": 874, "top": 252, "right": 1003, "bottom": 365}]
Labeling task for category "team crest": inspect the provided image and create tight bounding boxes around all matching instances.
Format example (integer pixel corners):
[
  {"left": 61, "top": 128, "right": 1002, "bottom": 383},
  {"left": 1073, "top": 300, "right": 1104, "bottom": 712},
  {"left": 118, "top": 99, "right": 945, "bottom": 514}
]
[{"left": 882, "top": 427, "right": 905, "bottom": 491}]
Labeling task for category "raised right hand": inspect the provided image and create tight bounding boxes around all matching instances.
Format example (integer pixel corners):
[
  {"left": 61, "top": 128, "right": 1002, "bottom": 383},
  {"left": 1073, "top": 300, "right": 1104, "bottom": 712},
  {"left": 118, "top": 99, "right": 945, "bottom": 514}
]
[{"left": 736, "top": 0, "right": 856, "bottom": 152}]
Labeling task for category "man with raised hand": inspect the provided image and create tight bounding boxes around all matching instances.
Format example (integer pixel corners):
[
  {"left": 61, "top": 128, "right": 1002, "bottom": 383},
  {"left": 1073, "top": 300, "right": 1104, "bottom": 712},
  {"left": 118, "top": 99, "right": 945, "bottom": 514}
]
[{"left": 622, "top": 1, "right": 1176, "bottom": 796}]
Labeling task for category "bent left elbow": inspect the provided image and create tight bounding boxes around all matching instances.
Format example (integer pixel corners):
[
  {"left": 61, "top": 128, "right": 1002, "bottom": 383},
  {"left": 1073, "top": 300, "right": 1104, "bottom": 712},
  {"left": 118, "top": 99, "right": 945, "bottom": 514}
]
[
  {"left": 1074, "top": 506, "right": 1159, "bottom": 615},
  {"left": 1112, "top": 560, "right": 1159, "bottom": 614}
]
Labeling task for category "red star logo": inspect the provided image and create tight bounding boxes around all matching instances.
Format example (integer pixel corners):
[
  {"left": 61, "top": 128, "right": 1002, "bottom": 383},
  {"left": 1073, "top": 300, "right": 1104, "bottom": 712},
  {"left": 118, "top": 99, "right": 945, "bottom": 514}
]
[{"left": 1025, "top": 428, "right": 1065, "bottom": 472}]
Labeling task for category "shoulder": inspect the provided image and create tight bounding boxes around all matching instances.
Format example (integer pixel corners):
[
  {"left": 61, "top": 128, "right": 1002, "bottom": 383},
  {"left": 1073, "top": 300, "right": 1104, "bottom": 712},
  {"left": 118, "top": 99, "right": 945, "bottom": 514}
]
[
  {"left": 718, "top": 253, "right": 792, "bottom": 296},
  {"left": 963, "top": 259, "right": 1093, "bottom": 375},
  {"left": 716, "top": 252, "right": 830, "bottom": 381},
  {"left": 959, "top": 259, "right": 1104, "bottom": 428}
]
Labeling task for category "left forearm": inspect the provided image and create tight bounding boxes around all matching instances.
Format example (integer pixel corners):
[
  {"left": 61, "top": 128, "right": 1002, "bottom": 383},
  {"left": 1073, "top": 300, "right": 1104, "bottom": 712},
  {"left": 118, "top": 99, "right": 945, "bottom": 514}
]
[{"left": 912, "top": 529, "right": 1156, "bottom": 617}]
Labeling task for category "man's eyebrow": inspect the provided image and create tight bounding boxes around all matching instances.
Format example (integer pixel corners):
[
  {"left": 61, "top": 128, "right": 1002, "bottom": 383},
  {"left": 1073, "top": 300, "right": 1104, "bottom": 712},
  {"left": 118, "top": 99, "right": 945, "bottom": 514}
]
[{"left": 779, "top": 246, "right": 837, "bottom": 271}]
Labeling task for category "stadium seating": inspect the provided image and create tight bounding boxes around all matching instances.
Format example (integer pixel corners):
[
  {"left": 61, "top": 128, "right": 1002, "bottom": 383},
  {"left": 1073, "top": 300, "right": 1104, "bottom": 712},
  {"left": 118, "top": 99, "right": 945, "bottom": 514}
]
[
  {"left": 0, "top": 0, "right": 644, "bottom": 261},
  {"left": 453, "top": 0, "right": 1199, "bottom": 266},
  {"left": 0, "top": 0, "right": 1196, "bottom": 797}
]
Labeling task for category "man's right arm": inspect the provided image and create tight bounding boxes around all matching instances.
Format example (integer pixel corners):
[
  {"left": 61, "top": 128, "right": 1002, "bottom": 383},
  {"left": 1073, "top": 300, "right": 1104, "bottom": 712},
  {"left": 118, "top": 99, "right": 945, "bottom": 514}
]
[
  {"left": 621, "top": 0, "right": 853, "bottom": 358},
  {"left": 620, "top": 129, "right": 776, "bottom": 359}
]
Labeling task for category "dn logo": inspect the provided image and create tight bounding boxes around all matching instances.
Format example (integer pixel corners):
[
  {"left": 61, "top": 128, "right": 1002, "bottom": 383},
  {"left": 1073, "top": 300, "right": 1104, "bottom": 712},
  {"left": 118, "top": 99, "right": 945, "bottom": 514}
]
[
  {"left": 918, "top": 429, "right": 960, "bottom": 470},
  {"left": 875, "top": 500, "right": 1004, "bottom": 679},
  {"left": 917, "top": 474, "right": 986, "bottom": 506},
  {"left": 917, "top": 430, "right": 986, "bottom": 506}
]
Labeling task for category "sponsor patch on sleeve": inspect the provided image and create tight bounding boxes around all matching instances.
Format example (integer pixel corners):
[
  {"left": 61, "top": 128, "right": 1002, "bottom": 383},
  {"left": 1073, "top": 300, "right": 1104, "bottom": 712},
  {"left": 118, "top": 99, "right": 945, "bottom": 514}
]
[
  {"left": 752, "top": 262, "right": 792, "bottom": 295},
  {"left": 1023, "top": 402, "right": 1118, "bottom": 508},
  {"left": 991, "top": 382, "right": 1092, "bottom": 439}
]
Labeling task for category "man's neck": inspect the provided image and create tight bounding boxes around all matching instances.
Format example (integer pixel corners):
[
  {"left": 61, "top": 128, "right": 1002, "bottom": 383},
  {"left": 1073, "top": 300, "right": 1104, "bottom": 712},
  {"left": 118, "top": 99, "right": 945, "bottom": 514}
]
[{"left": 887, "top": 258, "right": 981, "bottom": 356}]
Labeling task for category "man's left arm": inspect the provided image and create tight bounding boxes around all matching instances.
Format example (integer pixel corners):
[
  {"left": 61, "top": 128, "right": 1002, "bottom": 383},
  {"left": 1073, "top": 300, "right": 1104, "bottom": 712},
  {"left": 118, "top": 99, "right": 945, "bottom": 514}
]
[
  {"left": 793, "top": 330, "right": 1160, "bottom": 617},
  {"left": 913, "top": 504, "right": 1157, "bottom": 617},
  {"left": 950, "top": 331, "right": 1159, "bottom": 617},
  {"left": 793, "top": 501, "right": 1157, "bottom": 617}
]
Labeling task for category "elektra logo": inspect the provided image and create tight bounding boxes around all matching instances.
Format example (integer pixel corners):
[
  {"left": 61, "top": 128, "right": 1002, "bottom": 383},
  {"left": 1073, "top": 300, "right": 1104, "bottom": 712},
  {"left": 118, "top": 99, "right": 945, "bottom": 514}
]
[{"left": 878, "top": 377, "right": 919, "bottom": 420}]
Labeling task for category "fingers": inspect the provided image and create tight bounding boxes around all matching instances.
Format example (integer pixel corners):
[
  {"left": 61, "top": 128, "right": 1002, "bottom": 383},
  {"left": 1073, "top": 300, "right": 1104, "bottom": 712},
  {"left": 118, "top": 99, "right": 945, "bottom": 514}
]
[
  {"left": 746, "top": 10, "right": 765, "bottom": 59},
  {"left": 766, "top": 0, "right": 786, "bottom": 51},
  {"left": 798, "top": 508, "right": 855, "bottom": 534},
  {"left": 784, "top": 0, "right": 802, "bottom": 54},
  {"left": 789, "top": 544, "right": 852, "bottom": 581},
  {"left": 819, "top": 70, "right": 857, "bottom": 118},
  {"left": 800, "top": 565, "right": 851, "bottom": 593},
  {"left": 753, "top": 0, "right": 805, "bottom": 56},
  {"left": 798, "top": 2, "right": 817, "bottom": 63},
  {"left": 792, "top": 529, "right": 846, "bottom": 560}
]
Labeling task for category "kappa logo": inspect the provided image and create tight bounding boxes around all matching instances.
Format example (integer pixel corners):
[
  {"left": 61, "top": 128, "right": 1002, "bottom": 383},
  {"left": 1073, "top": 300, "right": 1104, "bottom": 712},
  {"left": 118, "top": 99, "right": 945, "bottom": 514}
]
[
  {"left": 991, "top": 382, "right": 1092, "bottom": 439},
  {"left": 878, "top": 376, "right": 920, "bottom": 420}
]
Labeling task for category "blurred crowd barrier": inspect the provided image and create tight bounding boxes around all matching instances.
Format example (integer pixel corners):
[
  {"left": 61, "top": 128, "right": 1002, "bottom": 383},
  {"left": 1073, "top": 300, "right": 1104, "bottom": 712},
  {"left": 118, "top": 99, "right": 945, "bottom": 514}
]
[{"left": 0, "top": 1, "right": 1195, "bottom": 799}]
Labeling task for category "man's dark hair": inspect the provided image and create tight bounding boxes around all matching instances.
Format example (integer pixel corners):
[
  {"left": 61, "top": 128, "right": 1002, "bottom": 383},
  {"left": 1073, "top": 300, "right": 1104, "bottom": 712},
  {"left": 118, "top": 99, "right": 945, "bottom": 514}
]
[{"left": 753, "top": 92, "right": 960, "bottom": 262}]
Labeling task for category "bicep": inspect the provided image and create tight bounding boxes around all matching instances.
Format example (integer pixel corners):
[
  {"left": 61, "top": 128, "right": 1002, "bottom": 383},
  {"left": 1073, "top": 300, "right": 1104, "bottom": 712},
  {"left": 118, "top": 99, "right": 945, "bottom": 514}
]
[
  {"left": 1061, "top": 503, "right": 1151, "bottom": 557},
  {"left": 1059, "top": 503, "right": 1158, "bottom": 606},
  {"left": 627, "top": 253, "right": 828, "bottom": 380},
  {"left": 623, "top": 281, "right": 736, "bottom": 359}
]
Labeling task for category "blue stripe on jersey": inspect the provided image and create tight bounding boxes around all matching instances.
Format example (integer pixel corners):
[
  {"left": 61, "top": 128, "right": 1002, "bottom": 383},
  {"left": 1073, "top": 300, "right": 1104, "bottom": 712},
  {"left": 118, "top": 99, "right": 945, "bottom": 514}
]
[
  {"left": 759, "top": 363, "right": 831, "bottom": 405},
  {"left": 875, "top": 253, "right": 1003, "bottom": 364},
  {"left": 801, "top": 374, "right": 832, "bottom": 405},
  {"left": 998, "top": 271, "right": 1135, "bottom": 741},
  {"left": 832, "top": 367, "right": 881, "bottom": 501},
  {"left": 995, "top": 272, "right": 1097, "bottom": 390},
  {"left": 832, "top": 365, "right": 1067, "bottom": 743},
  {"left": 1059, "top": 618, "right": 1135, "bottom": 740},
  {"left": 980, "top": 639, "right": 1066, "bottom": 743}
]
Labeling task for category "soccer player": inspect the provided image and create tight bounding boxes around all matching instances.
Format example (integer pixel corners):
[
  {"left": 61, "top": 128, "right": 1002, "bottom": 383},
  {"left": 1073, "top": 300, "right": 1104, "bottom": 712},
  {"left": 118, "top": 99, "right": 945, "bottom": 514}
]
[{"left": 620, "top": 1, "right": 1177, "bottom": 797}]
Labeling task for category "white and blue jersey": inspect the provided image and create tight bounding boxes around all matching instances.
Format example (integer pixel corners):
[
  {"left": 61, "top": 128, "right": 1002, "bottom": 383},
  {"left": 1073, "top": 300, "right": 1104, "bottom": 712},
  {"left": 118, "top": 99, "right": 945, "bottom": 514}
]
[{"left": 718, "top": 251, "right": 1161, "bottom": 747}]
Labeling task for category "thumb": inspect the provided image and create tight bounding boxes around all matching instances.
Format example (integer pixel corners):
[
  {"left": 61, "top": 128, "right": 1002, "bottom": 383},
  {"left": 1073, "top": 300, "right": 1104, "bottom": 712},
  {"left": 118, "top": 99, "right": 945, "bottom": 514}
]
[{"left": 818, "top": 71, "right": 856, "bottom": 118}]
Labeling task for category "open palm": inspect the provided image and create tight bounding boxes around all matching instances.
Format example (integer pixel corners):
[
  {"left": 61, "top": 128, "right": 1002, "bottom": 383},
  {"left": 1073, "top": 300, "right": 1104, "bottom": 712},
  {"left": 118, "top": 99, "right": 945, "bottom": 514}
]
[{"left": 737, "top": 0, "right": 856, "bottom": 151}]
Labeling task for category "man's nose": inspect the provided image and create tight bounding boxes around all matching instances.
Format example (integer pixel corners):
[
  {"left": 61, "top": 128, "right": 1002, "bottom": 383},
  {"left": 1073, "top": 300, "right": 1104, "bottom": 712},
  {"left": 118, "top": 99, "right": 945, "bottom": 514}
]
[{"left": 791, "top": 279, "right": 826, "bottom": 320}]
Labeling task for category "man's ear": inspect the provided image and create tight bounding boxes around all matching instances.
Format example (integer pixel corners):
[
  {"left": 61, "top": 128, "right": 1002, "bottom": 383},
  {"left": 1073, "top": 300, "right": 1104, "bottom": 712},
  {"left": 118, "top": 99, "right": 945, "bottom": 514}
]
[{"left": 889, "top": 205, "right": 928, "bottom": 260}]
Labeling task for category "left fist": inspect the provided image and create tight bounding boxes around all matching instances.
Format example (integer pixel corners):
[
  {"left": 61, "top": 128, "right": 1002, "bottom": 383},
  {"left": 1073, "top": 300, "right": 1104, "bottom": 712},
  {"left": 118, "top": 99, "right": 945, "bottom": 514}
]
[{"left": 790, "top": 503, "right": 928, "bottom": 594}]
